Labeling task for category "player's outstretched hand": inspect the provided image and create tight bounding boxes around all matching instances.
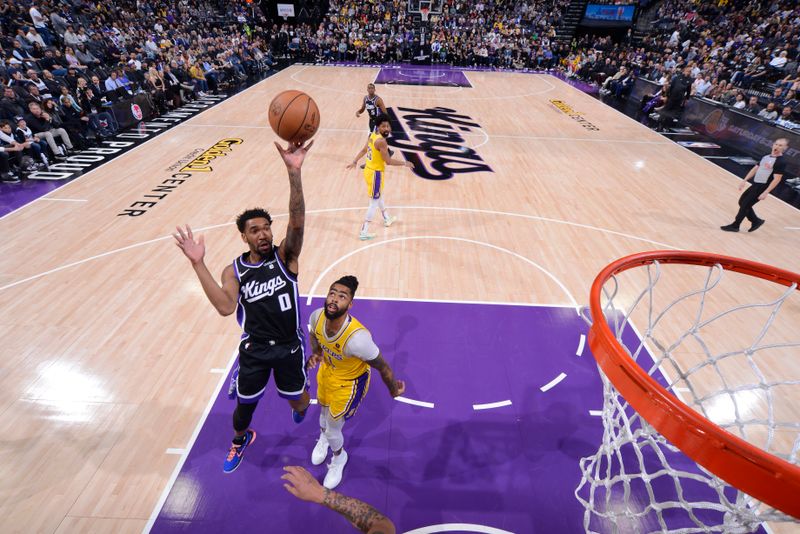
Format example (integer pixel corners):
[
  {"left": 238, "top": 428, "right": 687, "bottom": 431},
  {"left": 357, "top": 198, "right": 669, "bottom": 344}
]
[
  {"left": 275, "top": 139, "right": 314, "bottom": 172},
  {"left": 346, "top": 161, "right": 357, "bottom": 170},
  {"left": 738, "top": 182, "right": 747, "bottom": 191},
  {"left": 391, "top": 379, "right": 406, "bottom": 398},
  {"left": 306, "top": 353, "right": 322, "bottom": 370},
  {"left": 282, "top": 466, "right": 325, "bottom": 504},
  {"left": 173, "top": 225, "right": 205, "bottom": 264}
]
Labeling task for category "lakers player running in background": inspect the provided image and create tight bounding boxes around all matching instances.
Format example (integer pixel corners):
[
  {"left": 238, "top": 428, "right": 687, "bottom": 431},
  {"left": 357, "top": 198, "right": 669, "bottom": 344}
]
[
  {"left": 173, "top": 140, "right": 313, "bottom": 473},
  {"left": 347, "top": 115, "right": 413, "bottom": 240},
  {"left": 306, "top": 275, "right": 405, "bottom": 489},
  {"left": 355, "top": 83, "right": 387, "bottom": 132}
]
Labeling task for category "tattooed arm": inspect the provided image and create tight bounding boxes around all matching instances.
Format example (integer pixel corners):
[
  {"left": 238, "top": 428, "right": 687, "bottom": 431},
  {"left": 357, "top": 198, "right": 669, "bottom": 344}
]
[
  {"left": 274, "top": 140, "right": 313, "bottom": 274},
  {"left": 366, "top": 354, "right": 405, "bottom": 397},
  {"left": 322, "top": 487, "right": 395, "bottom": 534},
  {"left": 306, "top": 324, "right": 323, "bottom": 370},
  {"left": 282, "top": 466, "right": 396, "bottom": 534}
]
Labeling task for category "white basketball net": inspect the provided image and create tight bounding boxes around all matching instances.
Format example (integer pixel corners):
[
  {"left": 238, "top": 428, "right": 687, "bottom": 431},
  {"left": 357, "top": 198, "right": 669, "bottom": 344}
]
[{"left": 576, "top": 260, "right": 800, "bottom": 533}]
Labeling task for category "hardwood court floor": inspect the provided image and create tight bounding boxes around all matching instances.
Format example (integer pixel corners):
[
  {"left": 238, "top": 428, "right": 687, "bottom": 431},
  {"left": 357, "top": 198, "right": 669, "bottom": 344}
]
[{"left": 0, "top": 65, "right": 797, "bottom": 533}]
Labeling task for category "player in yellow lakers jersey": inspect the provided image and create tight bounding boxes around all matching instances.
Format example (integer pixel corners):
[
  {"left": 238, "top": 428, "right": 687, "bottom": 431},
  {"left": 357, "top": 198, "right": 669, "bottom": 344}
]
[
  {"left": 346, "top": 115, "right": 413, "bottom": 241},
  {"left": 306, "top": 275, "right": 405, "bottom": 489}
]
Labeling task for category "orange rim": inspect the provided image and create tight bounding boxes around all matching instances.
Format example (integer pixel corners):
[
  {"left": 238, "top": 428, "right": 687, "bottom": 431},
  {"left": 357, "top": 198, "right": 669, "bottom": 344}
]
[{"left": 588, "top": 250, "right": 800, "bottom": 519}]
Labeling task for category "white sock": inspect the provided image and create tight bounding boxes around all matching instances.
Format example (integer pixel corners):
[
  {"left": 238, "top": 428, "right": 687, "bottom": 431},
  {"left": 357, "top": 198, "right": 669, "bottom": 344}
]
[
  {"left": 361, "top": 199, "right": 380, "bottom": 234},
  {"left": 378, "top": 197, "right": 388, "bottom": 220},
  {"left": 323, "top": 408, "right": 345, "bottom": 451}
]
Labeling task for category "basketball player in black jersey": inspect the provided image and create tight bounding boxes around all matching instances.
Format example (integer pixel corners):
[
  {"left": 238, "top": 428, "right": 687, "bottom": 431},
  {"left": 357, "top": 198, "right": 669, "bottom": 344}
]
[
  {"left": 356, "top": 83, "right": 392, "bottom": 167},
  {"left": 174, "top": 140, "right": 313, "bottom": 473},
  {"left": 356, "top": 83, "right": 387, "bottom": 133}
]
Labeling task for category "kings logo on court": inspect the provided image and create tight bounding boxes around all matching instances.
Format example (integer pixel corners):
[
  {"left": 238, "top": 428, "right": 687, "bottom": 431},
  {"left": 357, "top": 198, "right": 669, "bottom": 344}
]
[{"left": 387, "top": 107, "right": 493, "bottom": 180}]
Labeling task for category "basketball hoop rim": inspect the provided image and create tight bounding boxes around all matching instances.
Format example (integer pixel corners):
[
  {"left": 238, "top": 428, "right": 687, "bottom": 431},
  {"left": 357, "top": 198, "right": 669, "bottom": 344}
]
[{"left": 588, "top": 250, "right": 800, "bottom": 519}]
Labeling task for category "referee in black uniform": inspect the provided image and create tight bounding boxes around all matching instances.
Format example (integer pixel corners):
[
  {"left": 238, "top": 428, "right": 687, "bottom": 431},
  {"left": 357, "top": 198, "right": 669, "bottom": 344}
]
[
  {"left": 721, "top": 138, "right": 788, "bottom": 233},
  {"left": 174, "top": 139, "right": 314, "bottom": 473}
]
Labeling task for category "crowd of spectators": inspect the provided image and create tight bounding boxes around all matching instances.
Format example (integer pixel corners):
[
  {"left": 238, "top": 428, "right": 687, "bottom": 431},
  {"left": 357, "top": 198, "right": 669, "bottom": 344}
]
[
  {"left": 1, "top": 0, "right": 277, "bottom": 183},
  {"left": 264, "top": 1, "right": 417, "bottom": 64},
  {"left": 4, "top": 0, "right": 799, "bottom": 183},
  {"left": 285, "top": 0, "right": 800, "bottom": 132},
  {"left": 425, "top": 0, "right": 571, "bottom": 68},
  {"left": 267, "top": 0, "right": 572, "bottom": 69},
  {"left": 564, "top": 0, "right": 800, "bottom": 131}
]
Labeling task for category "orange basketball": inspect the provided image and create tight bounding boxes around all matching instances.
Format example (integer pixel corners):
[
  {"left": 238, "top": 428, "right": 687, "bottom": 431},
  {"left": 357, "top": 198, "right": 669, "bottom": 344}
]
[{"left": 268, "top": 90, "right": 320, "bottom": 144}]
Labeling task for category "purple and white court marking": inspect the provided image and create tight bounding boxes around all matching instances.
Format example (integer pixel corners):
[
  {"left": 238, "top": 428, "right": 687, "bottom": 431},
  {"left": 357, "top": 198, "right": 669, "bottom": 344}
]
[
  {"left": 149, "top": 299, "right": 763, "bottom": 533},
  {"left": 374, "top": 67, "right": 472, "bottom": 87},
  {"left": 0, "top": 179, "right": 66, "bottom": 217}
]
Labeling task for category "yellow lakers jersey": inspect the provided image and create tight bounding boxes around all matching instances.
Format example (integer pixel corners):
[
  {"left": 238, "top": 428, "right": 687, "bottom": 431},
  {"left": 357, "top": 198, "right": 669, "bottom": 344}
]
[
  {"left": 365, "top": 132, "right": 386, "bottom": 172},
  {"left": 314, "top": 313, "right": 370, "bottom": 380}
]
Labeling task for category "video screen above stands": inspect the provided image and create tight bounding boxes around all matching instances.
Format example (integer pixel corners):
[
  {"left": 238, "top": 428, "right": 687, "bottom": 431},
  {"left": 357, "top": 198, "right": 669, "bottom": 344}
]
[{"left": 582, "top": 3, "right": 637, "bottom": 26}]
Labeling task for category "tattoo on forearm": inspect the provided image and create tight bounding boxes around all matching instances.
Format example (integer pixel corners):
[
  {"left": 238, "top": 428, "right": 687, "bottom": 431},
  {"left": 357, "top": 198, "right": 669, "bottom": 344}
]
[
  {"left": 323, "top": 489, "right": 389, "bottom": 533},
  {"left": 286, "top": 170, "right": 305, "bottom": 254},
  {"left": 309, "top": 335, "right": 322, "bottom": 355},
  {"left": 288, "top": 171, "right": 305, "bottom": 218},
  {"left": 369, "top": 356, "right": 396, "bottom": 391},
  {"left": 380, "top": 366, "right": 395, "bottom": 387}
]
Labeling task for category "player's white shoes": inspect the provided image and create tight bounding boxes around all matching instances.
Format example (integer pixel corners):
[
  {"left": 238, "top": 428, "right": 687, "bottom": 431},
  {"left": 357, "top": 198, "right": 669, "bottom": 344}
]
[
  {"left": 312, "top": 433, "right": 329, "bottom": 466},
  {"left": 359, "top": 232, "right": 376, "bottom": 241},
  {"left": 323, "top": 449, "right": 348, "bottom": 489},
  {"left": 383, "top": 215, "right": 397, "bottom": 227}
]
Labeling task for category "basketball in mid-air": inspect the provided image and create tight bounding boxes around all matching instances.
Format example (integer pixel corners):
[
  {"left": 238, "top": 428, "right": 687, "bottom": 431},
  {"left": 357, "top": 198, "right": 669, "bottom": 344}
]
[{"left": 268, "top": 90, "right": 320, "bottom": 144}]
